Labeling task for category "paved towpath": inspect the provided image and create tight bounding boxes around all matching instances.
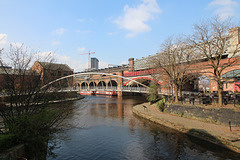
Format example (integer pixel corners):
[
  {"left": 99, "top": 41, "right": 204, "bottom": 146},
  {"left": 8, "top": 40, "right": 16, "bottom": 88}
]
[{"left": 133, "top": 102, "right": 240, "bottom": 153}]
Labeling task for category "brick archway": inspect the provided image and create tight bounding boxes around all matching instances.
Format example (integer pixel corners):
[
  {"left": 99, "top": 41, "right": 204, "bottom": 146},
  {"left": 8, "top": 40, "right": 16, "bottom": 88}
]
[{"left": 123, "top": 77, "right": 162, "bottom": 86}]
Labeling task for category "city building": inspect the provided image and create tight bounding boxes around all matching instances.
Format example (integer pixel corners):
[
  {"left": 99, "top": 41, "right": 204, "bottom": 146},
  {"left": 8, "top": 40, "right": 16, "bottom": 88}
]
[{"left": 91, "top": 58, "right": 99, "bottom": 70}]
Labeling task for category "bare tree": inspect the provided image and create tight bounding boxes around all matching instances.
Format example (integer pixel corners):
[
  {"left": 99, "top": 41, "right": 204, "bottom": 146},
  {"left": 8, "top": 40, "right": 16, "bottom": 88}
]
[
  {"left": 150, "top": 36, "right": 195, "bottom": 102},
  {"left": 191, "top": 17, "right": 240, "bottom": 106},
  {"left": 0, "top": 44, "right": 72, "bottom": 159}
]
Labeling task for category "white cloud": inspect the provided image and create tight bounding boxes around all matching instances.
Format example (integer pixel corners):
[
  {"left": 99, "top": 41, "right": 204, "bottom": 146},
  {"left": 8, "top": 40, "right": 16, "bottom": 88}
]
[
  {"left": 77, "top": 47, "right": 86, "bottom": 52},
  {"left": 55, "top": 54, "right": 89, "bottom": 72},
  {"left": 52, "top": 28, "right": 65, "bottom": 36},
  {"left": 120, "top": 60, "right": 127, "bottom": 65},
  {"left": 35, "top": 51, "right": 85, "bottom": 71},
  {"left": 99, "top": 61, "right": 109, "bottom": 69},
  {"left": 107, "top": 32, "right": 117, "bottom": 36},
  {"left": 0, "top": 33, "right": 8, "bottom": 45},
  {"left": 13, "top": 42, "right": 23, "bottom": 48},
  {"left": 33, "top": 51, "right": 55, "bottom": 62},
  {"left": 77, "top": 18, "right": 85, "bottom": 23},
  {"left": 56, "top": 55, "right": 70, "bottom": 62},
  {"left": 51, "top": 40, "right": 61, "bottom": 45},
  {"left": 76, "top": 30, "right": 91, "bottom": 34},
  {"left": 208, "top": 0, "right": 238, "bottom": 19},
  {"left": 114, "top": 0, "right": 161, "bottom": 38},
  {"left": 0, "top": 33, "right": 22, "bottom": 50}
]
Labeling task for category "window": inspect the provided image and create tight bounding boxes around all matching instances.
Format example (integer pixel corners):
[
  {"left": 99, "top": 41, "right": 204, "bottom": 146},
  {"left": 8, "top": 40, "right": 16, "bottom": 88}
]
[
  {"left": 222, "top": 69, "right": 240, "bottom": 78},
  {"left": 58, "top": 71, "right": 61, "bottom": 76},
  {"left": 64, "top": 71, "right": 68, "bottom": 76},
  {"left": 51, "top": 71, "right": 56, "bottom": 76}
]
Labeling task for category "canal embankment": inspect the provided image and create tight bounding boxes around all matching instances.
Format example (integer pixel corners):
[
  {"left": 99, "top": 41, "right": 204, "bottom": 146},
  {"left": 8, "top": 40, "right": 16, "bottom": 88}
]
[
  {"left": 133, "top": 102, "right": 240, "bottom": 153},
  {"left": 1, "top": 91, "right": 84, "bottom": 106},
  {"left": 46, "top": 91, "right": 84, "bottom": 104},
  {"left": 0, "top": 91, "right": 84, "bottom": 159}
]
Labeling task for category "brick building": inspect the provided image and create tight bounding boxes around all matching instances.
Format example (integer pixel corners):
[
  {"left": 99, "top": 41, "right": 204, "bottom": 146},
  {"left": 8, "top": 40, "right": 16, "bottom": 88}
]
[
  {"left": 125, "top": 27, "right": 240, "bottom": 94},
  {"left": 0, "top": 61, "right": 74, "bottom": 93},
  {"left": 31, "top": 61, "right": 74, "bottom": 87},
  {"left": 0, "top": 66, "right": 39, "bottom": 92}
]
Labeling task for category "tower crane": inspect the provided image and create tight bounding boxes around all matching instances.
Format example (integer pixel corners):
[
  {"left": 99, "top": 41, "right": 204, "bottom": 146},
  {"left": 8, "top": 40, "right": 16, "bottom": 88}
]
[{"left": 80, "top": 51, "right": 95, "bottom": 69}]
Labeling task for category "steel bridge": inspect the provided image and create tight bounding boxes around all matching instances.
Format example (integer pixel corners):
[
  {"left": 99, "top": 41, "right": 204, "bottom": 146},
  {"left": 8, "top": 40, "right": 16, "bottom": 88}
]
[{"left": 41, "top": 72, "right": 163, "bottom": 95}]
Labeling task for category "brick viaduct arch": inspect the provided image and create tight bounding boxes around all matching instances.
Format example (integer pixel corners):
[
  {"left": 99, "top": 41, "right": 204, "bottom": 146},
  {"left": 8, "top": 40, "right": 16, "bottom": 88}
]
[
  {"left": 174, "top": 60, "right": 240, "bottom": 92},
  {"left": 123, "top": 77, "right": 162, "bottom": 86}
]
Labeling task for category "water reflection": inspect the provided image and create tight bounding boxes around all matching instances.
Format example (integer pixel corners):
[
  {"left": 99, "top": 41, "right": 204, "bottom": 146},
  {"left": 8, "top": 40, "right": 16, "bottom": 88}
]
[{"left": 48, "top": 96, "right": 240, "bottom": 160}]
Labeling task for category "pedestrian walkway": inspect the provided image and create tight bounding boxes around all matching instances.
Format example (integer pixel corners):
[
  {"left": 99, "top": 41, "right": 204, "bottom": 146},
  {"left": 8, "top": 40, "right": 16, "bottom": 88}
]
[{"left": 133, "top": 102, "right": 240, "bottom": 153}]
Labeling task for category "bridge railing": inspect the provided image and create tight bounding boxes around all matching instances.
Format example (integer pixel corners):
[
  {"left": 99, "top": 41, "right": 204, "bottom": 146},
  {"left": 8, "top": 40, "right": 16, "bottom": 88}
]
[
  {"left": 76, "top": 86, "right": 150, "bottom": 93},
  {"left": 80, "top": 87, "right": 88, "bottom": 90},
  {"left": 48, "top": 86, "right": 165, "bottom": 95},
  {"left": 96, "top": 86, "right": 107, "bottom": 90},
  {"left": 120, "top": 86, "right": 149, "bottom": 92}
]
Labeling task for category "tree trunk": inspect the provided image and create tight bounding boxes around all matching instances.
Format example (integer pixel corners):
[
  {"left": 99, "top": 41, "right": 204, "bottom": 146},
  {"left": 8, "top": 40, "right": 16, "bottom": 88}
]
[
  {"left": 218, "top": 82, "right": 223, "bottom": 106},
  {"left": 178, "top": 88, "right": 181, "bottom": 99},
  {"left": 174, "top": 85, "right": 179, "bottom": 103}
]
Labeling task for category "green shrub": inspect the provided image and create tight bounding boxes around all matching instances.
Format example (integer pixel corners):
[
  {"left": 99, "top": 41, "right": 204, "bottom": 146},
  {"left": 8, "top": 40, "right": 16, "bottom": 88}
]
[
  {"left": 5, "top": 108, "right": 62, "bottom": 159},
  {"left": 180, "top": 112, "right": 184, "bottom": 117},
  {"left": 147, "top": 95, "right": 158, "bottom": 104},
  {"left": 147, "top": 82, "right": 159, "bottom": 104},
  {"left": 157, "top": 99, "right": 165, "bottom": 112},
  {"left": 235, "top": 89, "right": 239, "bottom": 93},
  {"left": 0, "top": 134, "right": 17, "bottom": 152}
]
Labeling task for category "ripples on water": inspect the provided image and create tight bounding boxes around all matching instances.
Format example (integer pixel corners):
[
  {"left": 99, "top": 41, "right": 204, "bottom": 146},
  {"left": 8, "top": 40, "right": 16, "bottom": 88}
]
[{"left": 48, "top": 96, "right": 240, "bottom": 160}]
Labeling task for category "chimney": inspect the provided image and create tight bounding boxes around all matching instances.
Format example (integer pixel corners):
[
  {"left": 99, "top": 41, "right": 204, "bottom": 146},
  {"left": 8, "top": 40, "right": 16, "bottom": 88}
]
[
  {"left": 128, "top": 58, "right": 134, "bottom": 72},
  {"left": 229, "top": 27, "right": 240, "bottom": 45},
  {"left": 228, "top": 27, "right": 240, "bottom": 56}
]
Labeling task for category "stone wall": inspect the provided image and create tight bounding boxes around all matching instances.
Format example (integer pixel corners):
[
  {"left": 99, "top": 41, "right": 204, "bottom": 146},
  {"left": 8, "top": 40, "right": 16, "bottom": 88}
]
[{"left": 165, "top": 104, "right": 240, "bottom": 126}]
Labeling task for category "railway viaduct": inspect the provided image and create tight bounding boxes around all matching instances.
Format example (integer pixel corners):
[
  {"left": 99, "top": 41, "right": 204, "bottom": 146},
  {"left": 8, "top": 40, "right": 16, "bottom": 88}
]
[
  {"left": 73, "top": 56, "right": 240, "bottom": 96},
  {"left": 74, "top": 27, "right": 240, "bottom": 95}
]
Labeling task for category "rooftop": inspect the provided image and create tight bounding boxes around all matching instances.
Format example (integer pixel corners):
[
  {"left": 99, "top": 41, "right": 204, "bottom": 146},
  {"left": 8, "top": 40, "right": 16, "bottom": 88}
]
[{"left": 37, "top": 61, "right": 73, "bottom": 72}]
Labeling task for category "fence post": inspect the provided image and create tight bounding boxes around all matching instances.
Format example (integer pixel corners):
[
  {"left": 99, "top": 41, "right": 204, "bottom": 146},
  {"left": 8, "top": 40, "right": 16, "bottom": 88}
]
[{"left": 229, "top": 121, "right": 232, "bottom": 132}]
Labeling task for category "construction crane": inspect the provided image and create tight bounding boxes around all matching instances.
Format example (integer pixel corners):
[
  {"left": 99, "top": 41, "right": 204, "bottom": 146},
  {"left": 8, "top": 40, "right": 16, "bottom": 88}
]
[{"left": 80, "top": 51, "right": 95, "bottom": 69}]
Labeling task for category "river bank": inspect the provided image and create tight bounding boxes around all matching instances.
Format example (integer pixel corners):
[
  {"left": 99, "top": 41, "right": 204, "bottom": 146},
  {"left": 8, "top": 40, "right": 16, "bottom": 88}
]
[
  {"left": 132, "top": 102, "right": 240, "bottom": 154},
  {"left": 0, "top": 92, "right": 84, "bottom": 159}
]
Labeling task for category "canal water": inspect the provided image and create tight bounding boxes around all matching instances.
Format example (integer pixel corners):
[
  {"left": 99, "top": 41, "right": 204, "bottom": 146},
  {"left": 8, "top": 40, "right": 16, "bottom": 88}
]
[{"left": 47, "top": 96, "right": 240, "bottom": 160}]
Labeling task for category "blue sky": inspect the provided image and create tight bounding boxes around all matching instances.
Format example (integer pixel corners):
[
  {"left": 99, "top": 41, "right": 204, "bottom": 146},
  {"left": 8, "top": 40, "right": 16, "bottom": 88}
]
[{"left": 0, "top": 0, "right": 239, "bottom": 72}]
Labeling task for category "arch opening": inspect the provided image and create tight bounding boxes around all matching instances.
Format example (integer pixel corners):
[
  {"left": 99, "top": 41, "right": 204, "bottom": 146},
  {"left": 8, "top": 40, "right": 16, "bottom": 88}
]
[
  {"left": 108, "top": 80, "right": 118, "bottom": 87},
  {"left": 182, "top": 74, "right": 210, "bottom": 93},
  {"left": 89, "top": 81, "right": 96, "bottom": 88},
  {"left": 81, "top": 82, "right": 88, "bottom": 89},
  {"left": 124, "top": 77, "right": 162, "bottom": 87},
  {"left": 97, "top": 81, "right": 106, "bottom": 88}
]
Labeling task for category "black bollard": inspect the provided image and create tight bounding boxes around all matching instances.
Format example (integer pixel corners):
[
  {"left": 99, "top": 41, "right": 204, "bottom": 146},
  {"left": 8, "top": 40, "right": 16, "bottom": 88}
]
[{"left": 229, "top": 121, "right": 232, "bottom": 132}]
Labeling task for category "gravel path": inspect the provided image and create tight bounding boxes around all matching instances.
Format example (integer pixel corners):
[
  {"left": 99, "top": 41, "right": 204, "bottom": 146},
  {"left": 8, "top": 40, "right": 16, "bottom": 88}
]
[{"left": 133, "top": 102, "right": 240, "bottom": 153}]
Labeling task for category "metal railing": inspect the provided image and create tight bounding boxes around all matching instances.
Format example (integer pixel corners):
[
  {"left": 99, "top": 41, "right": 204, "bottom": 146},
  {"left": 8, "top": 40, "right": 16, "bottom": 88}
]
[
  {"left": 163, "top": 92, "right": 240, "bottom": 106},
  {"left": 72, "top": 86, "right": 151, "bottom": 93}
]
